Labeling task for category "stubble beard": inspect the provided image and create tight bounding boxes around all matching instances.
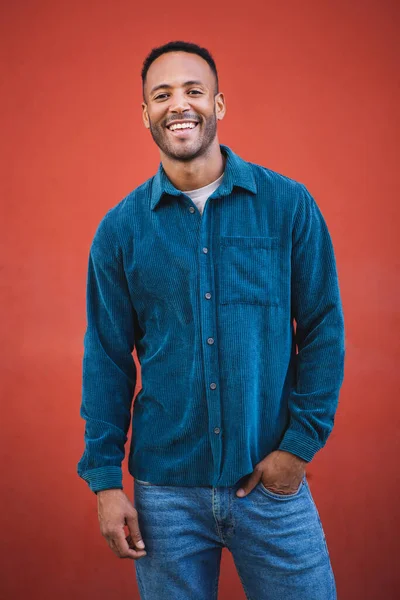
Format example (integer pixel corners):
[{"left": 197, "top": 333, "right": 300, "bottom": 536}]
[{"left": 148, "top": 112, "right": 218, "bottom": 162}]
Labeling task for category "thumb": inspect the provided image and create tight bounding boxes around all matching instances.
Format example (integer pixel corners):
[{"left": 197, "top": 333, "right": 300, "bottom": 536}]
[
  {"left": 126, "top": 513, "right": 146, "bottom": 549},
  {"left": 236, "top": 471, "right": 262, "bottom": 497}
]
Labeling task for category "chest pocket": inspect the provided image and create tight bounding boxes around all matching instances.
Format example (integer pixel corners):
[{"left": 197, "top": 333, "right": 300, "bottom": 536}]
[{"left": 219, "top": 236, "right": 281, "bottom": 306}]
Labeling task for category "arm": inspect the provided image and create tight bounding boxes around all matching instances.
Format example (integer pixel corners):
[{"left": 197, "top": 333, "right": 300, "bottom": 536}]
[
  {"left": 77, "top": 213, "right": 137, "bottom": 493},
  {"left": 278, "top": 183, "right": 346, "bottom": 462}
]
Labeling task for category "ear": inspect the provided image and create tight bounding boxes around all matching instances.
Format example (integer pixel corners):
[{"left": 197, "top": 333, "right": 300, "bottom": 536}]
[
  {"left": 142, "top": 102, "right": 150, "bottom": 129},
  {"left": 215, "top": 92, "right": 226, "bottom": 121}
]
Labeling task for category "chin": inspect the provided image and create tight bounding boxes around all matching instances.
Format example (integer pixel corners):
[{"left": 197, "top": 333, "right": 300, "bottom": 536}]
[{"left": 165, "top": 143, "right": 202, "bottom": 161}]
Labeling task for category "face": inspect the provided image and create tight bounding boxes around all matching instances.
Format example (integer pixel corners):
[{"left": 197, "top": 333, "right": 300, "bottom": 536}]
[{"left": 142, "top": 51, "right": 226, "bottom": 162}]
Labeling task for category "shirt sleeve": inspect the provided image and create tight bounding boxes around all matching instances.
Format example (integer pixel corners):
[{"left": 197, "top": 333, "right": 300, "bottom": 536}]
[
  {"left": 77, "top": 213, "right": 137, "bottom": 493},
  {"left": 278, "top": 183, "right": 346, "bottom": 462}
]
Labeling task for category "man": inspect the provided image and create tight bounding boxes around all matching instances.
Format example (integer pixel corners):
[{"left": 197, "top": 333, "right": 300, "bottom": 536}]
[{"left": 77, "top": 40, "right": 345, "bottom": 600}]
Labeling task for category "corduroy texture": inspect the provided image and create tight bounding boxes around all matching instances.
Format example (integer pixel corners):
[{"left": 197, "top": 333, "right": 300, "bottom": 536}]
[{"left": 77, "top": 144, "right": 346, "bottom": 494}]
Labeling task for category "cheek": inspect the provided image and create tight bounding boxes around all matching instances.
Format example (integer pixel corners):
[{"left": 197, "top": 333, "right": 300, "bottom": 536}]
[{"left": 148, "top": 110, "right": 164, "bottom": 127}]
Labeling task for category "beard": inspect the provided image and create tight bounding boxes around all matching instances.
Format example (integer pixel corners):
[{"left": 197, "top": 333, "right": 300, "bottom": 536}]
[{"left": 148, "top": 110, "right": 218, "bottom": 162}]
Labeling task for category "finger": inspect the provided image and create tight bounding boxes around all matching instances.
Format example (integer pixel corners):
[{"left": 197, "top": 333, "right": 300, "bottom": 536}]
[
  {"left": 114, "top": 539, "right": 147, "bottom": 559},
  {"left": 264, "top": 485, "right": 295, "bottom": 495},
  {"left": 236, "top": 470, "right": 261, "bottom": 497},
  {"left": 126, "top": 513, "right": 146, "bottom": 549},
  {"left": 125, "top": 533, "right": 146, "bottom": 551},
  {"left": 108, "top": 531, "right": 147, "bottom": 560},
  {"left": 262, "top": 477, "right": 303, "bottom": 494}
]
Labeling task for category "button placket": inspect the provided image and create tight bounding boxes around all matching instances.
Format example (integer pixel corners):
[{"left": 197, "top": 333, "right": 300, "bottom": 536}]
[{"left": 199, "top": 210, "right": 222, "bottom": 483}]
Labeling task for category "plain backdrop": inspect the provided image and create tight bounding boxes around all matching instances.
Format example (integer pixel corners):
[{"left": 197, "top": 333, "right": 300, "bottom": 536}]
[{"left": 1, "top": 1, "right": 399, "bottom": 599}]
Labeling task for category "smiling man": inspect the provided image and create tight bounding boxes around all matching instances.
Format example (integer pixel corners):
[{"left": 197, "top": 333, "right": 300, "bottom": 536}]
[
  {"left": 142, "top": 47, "right": 226, "bottom": 193},
  {"left": 77, "top": 40, "right": 345, "bottom": 599}
]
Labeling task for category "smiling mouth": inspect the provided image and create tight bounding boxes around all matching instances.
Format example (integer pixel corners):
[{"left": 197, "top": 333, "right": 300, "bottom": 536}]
[{"left": 166, "top": 123, "right": 199, "bottom": 137}]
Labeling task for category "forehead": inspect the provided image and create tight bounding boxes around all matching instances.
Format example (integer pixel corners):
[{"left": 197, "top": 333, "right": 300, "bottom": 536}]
[{"left": 145, "top": 51, "right": 214, "bottom": 92}]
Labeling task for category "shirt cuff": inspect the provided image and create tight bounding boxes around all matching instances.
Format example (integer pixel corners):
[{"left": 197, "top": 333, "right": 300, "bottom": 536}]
[
  {"left": 81, "top": 466, "right": 123, "bottom": 493},
  {"left": 278, "top": 429, "right": 323, "bottom": 463}
]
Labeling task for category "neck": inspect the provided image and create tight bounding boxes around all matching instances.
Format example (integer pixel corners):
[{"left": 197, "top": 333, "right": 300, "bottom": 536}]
[{"left": 159, "top": 139, "right": 226, "bottom": 192}]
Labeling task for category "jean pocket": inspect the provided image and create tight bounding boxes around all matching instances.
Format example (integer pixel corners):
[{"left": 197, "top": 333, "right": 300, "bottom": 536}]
[
  {"left": 219, "top": 236, "right": 281, "bottom": 306},
  {"left": 134, "top": 479, "right": 155, "bottom": 486},
  {"left": 258, "top": 476, "right": 305, "bottom": 500}
]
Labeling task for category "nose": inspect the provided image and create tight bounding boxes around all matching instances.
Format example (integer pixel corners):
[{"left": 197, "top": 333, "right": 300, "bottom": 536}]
[{"left": 168, "top": 91, "right": 192, "bottom": 113}]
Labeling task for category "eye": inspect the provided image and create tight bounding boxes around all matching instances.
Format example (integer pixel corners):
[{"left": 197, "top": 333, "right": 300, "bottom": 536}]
[{"left": 154, "top": 90, "right": 203, "bottom": 101}]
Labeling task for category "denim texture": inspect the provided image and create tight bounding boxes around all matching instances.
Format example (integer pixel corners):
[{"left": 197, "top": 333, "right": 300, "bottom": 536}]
[{"left": 133, "top": 477, "right": 337, "bottom": 599}]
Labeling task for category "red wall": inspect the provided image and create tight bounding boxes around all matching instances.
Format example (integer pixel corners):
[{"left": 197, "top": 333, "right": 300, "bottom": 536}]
[{"left": 2, "top": 1, "right": 399, "bottom": 598}]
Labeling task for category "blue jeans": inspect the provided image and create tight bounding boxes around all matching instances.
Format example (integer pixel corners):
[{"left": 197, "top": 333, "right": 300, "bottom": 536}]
[{"left": 133, "top": 474, "right": 336, "bottom": 599}]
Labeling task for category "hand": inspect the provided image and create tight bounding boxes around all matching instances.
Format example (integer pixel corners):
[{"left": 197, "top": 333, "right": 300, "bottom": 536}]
[
  {"left": 97, "top": 488, "right": 147, "bottom": 560},
  {"left": 236, "top": 450, "right": 307, "bottom": 497}
]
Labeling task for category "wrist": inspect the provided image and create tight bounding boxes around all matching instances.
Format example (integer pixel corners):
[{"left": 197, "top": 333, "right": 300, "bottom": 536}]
[{"left": 96, "top": 488, "right": 123, "bottom": 497}]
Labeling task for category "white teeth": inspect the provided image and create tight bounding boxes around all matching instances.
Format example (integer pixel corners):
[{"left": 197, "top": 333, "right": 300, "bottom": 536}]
[{"left": 169, "top": 122, "right": 197, "bottom": 131}]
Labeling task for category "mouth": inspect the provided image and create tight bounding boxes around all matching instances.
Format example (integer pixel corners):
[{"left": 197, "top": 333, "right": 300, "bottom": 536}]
[{"left": 166, "top": 121, "right": 200, "bottom": 137}]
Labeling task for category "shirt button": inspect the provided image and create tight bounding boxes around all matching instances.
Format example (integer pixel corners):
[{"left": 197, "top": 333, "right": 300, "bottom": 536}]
[
  {"left": 189, "top": 206, "right": 195, "bottom": 213},
  {"left": 207, "top": 337, "right": 214, "bottom": 345},
  {"left": 205, "top": 292, "right": 211, "bottom": 299},
  {"left": 214, "top": 427, "right": 220, "bottom": 434},
  {"left": 202, "top": 247, "right": 208, "bottom": 254},
  {"left": 210, "top": 382, "right": 217, "bottom": 389}
]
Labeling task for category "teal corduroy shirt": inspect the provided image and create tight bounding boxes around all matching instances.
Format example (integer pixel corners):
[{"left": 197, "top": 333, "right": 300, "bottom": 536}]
[{"left": 77, "top": 144, "right": 346, "bottom": 494}]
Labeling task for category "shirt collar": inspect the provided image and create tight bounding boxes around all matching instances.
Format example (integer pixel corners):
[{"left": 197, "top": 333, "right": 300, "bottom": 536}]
[{"left": 150, "top": 144, "right": 257, "bottom": 211}]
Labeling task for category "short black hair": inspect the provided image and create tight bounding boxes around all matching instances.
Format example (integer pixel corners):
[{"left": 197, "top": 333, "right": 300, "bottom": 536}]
[{"left": 141, "top": 40, "right": 219, "bottom": 101}]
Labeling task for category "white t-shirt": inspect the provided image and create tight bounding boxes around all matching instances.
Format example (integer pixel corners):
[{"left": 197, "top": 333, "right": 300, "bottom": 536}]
[{"left": 183, "top": 172, "right": 225, "bottom": 215}]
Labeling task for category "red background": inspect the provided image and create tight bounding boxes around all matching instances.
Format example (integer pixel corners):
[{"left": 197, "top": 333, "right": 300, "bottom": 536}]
[{"left": 1, "top": 1, "right": 399, "bottom": 598}]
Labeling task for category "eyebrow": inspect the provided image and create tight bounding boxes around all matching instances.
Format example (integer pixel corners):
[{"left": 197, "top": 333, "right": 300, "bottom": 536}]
[{"left": 150, "top": 80, "right": 204, "bottom": 96}]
